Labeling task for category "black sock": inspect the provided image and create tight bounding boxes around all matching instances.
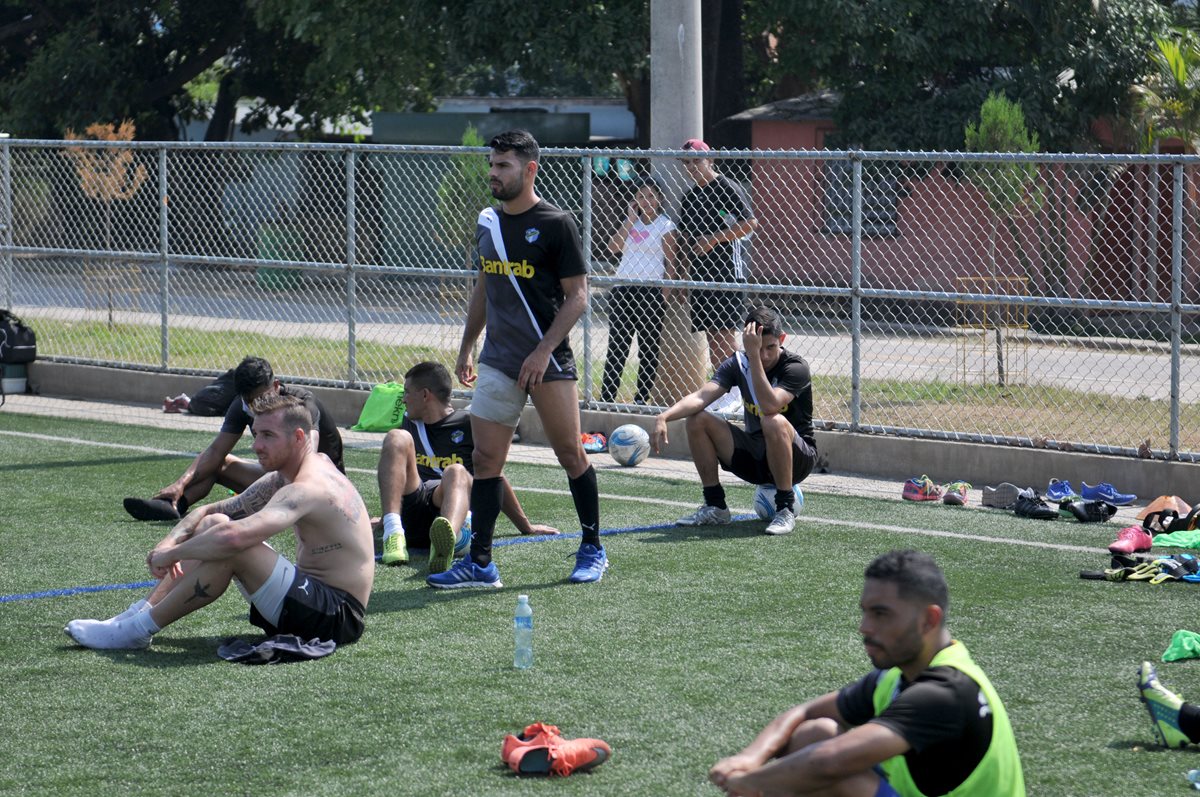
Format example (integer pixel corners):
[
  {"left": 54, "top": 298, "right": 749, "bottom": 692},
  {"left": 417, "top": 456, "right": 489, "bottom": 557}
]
[
  {"left": 569, "top": 466, "right": 601, "bottom": 548},
  {"left": 775, "top": 488, "right": 795, "bottom": 513},
  {"left": 1180, "top": 702, "right": 1200, "bottom": 744},
  {"left": 703, "top": 484, "right": 727, "bottom": 510},
  {"left": 468, "top": 477, "right": 503, "bottom": 567}
]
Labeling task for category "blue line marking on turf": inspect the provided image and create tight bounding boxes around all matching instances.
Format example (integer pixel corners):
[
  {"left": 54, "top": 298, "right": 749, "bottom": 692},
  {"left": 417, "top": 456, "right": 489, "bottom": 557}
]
[
  {"left": 7, "top": 517, "right": 758, "bottom": 601},
  {"left": 1, "top": 580, "right": 157, "bottom": 604}
]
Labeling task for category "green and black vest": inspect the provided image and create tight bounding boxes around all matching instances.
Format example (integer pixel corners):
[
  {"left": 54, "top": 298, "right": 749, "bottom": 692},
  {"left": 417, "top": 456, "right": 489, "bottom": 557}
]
[{"left": 871, "top": 641, "right": 1025, "bottom": 797}]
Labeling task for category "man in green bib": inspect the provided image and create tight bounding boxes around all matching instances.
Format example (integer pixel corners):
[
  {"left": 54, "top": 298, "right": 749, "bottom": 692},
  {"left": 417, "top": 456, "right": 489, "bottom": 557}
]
[{"left": 710, "top": 550, "right": 1025, "bottom": 797}]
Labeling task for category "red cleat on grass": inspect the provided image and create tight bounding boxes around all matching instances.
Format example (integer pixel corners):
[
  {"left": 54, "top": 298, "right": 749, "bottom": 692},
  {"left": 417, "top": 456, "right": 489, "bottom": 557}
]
[{"left": 501, "top": 722, "right": 611, "bottom": 776}]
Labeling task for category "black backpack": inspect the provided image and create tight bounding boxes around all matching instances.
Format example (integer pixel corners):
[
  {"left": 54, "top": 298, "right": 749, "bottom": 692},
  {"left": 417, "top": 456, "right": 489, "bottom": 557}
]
[
  {"left": 0, "top": 310, "right": 35, "bottom": 364},
  {"left": 0, "top": 310, "right": 36, "bottom": 405}
]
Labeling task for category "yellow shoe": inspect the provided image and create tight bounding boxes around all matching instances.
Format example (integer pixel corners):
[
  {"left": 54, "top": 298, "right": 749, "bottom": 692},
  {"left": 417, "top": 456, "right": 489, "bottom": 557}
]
[
  {"left": 428, "top": 516, "right": 456, "bottom": 574},
  {"left": 381, "top": 531, "right": 408, "bottom": 565}
]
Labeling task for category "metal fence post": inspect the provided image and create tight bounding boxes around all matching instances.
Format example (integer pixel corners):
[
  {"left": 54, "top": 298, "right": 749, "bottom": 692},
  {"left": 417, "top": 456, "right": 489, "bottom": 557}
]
[
  {"left": 849, "top": 153, "right": 863, "bottom": 431},
  {"left": 1170, "top": 161, "right": 1183, "bottom": 459},
  {"left": 158, "top": 147, "right": 169, "bottom": 370},
  {"left": 345, "top": 150, "right": 358, "bottom": 387},
  {"left": 580, "top": 155, "right": 594, "bottom": 405},
  {"left": 1, "top": 139, "right": 11, "bottom": 310}
]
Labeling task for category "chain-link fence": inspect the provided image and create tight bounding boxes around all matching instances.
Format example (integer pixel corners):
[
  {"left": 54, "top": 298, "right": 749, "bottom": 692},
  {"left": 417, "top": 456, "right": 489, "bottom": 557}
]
[{"left": 3, "top": 140, "right": 1198, "bottom": 460}]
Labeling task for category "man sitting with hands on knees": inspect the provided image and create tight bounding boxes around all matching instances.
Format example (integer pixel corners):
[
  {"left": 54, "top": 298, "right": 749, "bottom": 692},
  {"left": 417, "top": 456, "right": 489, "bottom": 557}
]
[{"left": 67, "top": 393, "right": 373, "bottom": 650}]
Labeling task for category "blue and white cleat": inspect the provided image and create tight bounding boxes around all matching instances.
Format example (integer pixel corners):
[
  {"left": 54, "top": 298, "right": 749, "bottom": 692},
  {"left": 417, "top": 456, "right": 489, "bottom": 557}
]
[
  {"left": 426, "top": 554, "right": 502, "bottom": 589},
  {"left": 569, "top": 543, "right": 609, "bottom": 583}
]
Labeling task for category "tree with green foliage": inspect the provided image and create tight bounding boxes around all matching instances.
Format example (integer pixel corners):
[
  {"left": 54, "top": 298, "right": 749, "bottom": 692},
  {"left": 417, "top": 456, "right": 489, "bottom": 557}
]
[
  {"left": 1133, "top": 28, "right": 1200, "bottom": 152},
  {"left": 747, "top": 0, "right": 1171, "bottom": 151},
  {"left": 0, "top": 0, "right": 444, "bottom": 140},
  {"left": 964, "top": 92, "right": 1041, "bottom": 386}
]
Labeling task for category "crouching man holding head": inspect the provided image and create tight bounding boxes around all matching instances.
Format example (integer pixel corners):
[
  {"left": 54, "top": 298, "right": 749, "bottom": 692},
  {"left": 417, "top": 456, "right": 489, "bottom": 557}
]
[{"left": 67, "top": 393, "right": 374, "bottom": 650}]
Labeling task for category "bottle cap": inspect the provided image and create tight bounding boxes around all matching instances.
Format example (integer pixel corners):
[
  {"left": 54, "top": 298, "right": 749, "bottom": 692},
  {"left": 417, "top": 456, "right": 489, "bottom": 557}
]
[{"left": 518, "top": 594, "right": 529, "bottom": 601}]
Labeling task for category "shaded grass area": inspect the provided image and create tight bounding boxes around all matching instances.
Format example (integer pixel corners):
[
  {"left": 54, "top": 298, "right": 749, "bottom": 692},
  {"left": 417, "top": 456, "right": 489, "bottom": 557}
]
[{"left": 2, "top": 411, "right": 1198, "bottom": 796}]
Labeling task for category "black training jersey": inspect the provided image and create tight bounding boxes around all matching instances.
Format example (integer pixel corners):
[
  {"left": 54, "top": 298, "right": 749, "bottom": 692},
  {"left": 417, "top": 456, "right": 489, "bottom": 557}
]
[
  {"left": 837, "top": 665, "right": 995, "bottom": 796},
  {"left": 678, "top": 174, "right": 752, "bottom": 283},
  {"left": 475, "top": 201, "right": 587, "bottom": 382},
  {"left": 712, "top": 348, "right": 814, "bottom": 445},
  {"left": 401, "top": 409, "right": 474, "bottom": 482},
  {"left": 220, "top": 383, "right": 345, "bottom": 472}
]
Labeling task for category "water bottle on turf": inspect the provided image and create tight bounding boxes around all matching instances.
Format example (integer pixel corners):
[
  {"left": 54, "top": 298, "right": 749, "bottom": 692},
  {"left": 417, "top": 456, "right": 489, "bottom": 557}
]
[
  {"left": 1188, "top": 769, "right": 1200, "bottom": 790},
  {"left": 514, "top": 594, "right": 533, "bottom": 670}
]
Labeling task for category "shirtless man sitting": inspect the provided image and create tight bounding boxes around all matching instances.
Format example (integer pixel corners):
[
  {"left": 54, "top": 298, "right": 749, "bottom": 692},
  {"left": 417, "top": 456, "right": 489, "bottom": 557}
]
[{"left": 66, "top": 393, "right": 374, "bottom": 650}]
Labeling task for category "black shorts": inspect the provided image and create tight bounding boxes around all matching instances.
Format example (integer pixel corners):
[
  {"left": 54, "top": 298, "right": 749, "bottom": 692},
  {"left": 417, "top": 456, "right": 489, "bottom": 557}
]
[
  {"left": 249, "top": 570, "right": 366, "bottom": 645},
  {"left": 400, "top": 480, "right": 441, "bottom": 548},
  {"left": 689, "top": 287, "right": 747, "bottom": 332},
  {"left": 721, "top": 422, "right": 817, "bottom": 487}
]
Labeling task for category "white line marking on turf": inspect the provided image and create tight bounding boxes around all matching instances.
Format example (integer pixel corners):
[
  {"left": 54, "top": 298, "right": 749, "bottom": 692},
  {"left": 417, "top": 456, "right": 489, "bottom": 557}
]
[
  {"left": 0, "top": 429, "right": 194, "bottom": 457},
  {"left": 4, "top": 429, "right": 1110, "bottom": 556}
]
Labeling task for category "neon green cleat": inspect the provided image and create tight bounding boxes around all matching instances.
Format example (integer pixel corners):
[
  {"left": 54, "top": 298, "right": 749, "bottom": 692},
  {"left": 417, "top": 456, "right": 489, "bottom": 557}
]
[
  {"left": 1138, "top": 661, "right": 1190, "bottom": 748},
  {"left": 381, "top": 531, "right": 408, "bottom": 566},
  {"left": 427, "top": 516, "right": 456, "bottom": 575}
]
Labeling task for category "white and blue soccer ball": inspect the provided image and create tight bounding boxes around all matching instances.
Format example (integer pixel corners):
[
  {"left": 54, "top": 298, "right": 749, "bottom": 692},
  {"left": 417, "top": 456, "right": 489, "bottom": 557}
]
[
  {"left": 753, "top": 483, "right": 805, "bottom": 520},
  {"left": 608, "top": 423, "right": 651, "bottom": 467}
]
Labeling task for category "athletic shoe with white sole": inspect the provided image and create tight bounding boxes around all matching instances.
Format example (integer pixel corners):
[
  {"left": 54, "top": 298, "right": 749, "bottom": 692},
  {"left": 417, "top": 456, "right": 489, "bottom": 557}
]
[
  {"left": 1081, "top": 481, "right": 1136, "bottom": 506},
  {"left": 764, "top": 507, "right": 796, "bottom": 535},
  {"left": 425, "top": 554, "right": 501, "bottom": 589},
  {"left": 1138, "top": 661, "right": 1191, "bottom": 748},
  {"left": 1045, "top": 478, "right": 1081, "bottom": 503},
  {"left": 676, "top": 505, "right": 732, "bottom": 526},
  {"left": 981, "top": 483, "right": 1021, "bottom": 509},
  {"left": 569, "top": 543, "right": 609, "bottom": 583}
]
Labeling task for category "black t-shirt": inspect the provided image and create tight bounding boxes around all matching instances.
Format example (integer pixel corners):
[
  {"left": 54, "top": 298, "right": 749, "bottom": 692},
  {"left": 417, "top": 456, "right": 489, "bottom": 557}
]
[
  {"left": 401, "top": 409, "right": 474, "bottom": 482},
  {"left": 476, "top": 201, "right": 588, "bottom": 382},
  {"left": 712, "top": 348, "right": 814, "bottom": 445},
  {"left": 837, "top": 665, "right": 995, "bottom": 796},
  {"left": 678, "top": 174, "right": 752, "bottom": 283},
  {"left": 219, "top": 384, "right": 345, "bottom": 472}
]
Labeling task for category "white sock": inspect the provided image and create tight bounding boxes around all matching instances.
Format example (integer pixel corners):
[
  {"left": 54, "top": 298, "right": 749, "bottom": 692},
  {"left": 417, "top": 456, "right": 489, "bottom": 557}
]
[
  {"left": 382, "top": 513, "right": 404, "bottom": 541},
  {"left": 132, "top": 607, "right": 161, "bottom": 636},
  {"left": 114, "top": 599, "right": 149, "bottom": 622}
]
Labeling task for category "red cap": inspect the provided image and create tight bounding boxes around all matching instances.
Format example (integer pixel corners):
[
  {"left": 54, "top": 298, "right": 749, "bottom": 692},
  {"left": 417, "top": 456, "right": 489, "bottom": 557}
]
[{"left": 681, "top": 138, "right": 711, "bottom": 152}]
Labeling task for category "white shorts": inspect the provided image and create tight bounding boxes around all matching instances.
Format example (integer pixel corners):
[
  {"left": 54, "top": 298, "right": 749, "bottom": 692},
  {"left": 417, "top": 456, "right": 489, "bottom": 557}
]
[
  {"left": 468, "top": 362, "right": 529, "bottom": 428},
  {"left": 240, "top": 554, "right": 295, "bottom": 626}
]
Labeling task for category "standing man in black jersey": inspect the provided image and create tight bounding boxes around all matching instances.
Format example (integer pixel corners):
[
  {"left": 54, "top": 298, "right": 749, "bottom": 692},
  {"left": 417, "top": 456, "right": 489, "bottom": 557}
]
[
  {"left": 122, "top": 356, "right": 345, "bottom": 522},
  {"left": 709, "top": 550, "right": 1025, "bottom": 797},
  {"left": 428, "top": 130, "right": 605, "bottom": 589},
  {"left": 376, "top": 361, "right": 558, "bottom": 572},
  {"left": 652, "top": 304, "right": 816, "bottom": 536},
  {"left": 677, "top": 138, "right": 757, "bottom": 375}
]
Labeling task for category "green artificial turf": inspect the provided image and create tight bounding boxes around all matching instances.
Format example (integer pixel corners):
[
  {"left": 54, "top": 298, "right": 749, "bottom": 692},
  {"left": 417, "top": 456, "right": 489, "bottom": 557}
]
[{"left": 1, "top": 411, "right": 1198, "bottom": 796}]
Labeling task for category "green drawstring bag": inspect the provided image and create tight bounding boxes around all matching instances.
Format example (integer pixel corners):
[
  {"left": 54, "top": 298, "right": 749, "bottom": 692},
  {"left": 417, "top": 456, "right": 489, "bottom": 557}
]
[{"left": 350, "top": 382, "right": 406, "bottom": 432}]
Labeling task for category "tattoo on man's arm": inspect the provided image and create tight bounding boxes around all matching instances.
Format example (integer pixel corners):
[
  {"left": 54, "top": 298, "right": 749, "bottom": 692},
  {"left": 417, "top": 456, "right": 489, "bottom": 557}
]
[
  {"left": 184, "top": 580, "right": 213, "bottom": 604},
  {"left": 226, "top": 474, "right": 282, "bottom": 518}
]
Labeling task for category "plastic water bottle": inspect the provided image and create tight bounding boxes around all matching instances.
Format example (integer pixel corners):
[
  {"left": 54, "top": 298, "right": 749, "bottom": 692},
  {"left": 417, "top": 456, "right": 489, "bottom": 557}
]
[
  {"left": 1187, "top": 769, "right": 1200, "bottom": 790},
  {"left": 514, "top": 594, "right": 533, "bottom": 670}
]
